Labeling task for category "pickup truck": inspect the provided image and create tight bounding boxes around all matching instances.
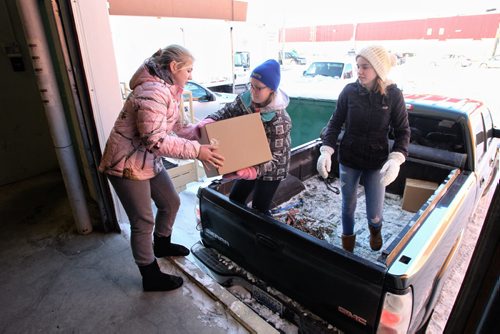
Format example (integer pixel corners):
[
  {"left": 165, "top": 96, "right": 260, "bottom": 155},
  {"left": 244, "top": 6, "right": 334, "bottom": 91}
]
[{"left": 191, "top": 94, "right": 500, "bottom": 333}]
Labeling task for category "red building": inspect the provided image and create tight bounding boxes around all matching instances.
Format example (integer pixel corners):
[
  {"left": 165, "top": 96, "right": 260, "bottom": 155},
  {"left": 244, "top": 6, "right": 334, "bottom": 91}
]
[{"left": 280, "top": 14, "right": 500, "bottom": 43}]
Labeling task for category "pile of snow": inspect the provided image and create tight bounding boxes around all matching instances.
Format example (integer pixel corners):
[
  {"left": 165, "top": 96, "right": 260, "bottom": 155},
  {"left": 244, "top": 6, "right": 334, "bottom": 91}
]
[
  {"left": 280, "top": 75, "right": 352, "bottom": 100},
  {"left": 280, "top": 67, "right": 354, "bottom": 100}
]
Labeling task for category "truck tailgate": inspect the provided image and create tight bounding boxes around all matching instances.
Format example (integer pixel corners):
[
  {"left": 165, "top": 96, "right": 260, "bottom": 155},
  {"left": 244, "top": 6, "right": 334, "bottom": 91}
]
[{"left": 199, "top": 187, "right": 387, "bottom": 333}]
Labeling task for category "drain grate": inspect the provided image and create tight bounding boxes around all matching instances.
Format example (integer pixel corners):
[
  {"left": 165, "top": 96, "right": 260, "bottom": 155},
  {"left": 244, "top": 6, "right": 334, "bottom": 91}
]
[{"left": 251, "top": 285, "right": 284, "bottom": 315}]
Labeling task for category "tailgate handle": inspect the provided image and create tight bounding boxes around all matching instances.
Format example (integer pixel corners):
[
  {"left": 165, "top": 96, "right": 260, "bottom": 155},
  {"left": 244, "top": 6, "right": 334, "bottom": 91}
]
[{"left": 256, "top": 233, "right": 280, "bottom": 251}]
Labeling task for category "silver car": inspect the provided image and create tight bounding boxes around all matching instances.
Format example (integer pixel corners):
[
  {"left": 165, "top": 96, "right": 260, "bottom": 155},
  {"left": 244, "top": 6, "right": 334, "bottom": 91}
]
[
  {"left": 302, "top": 59, "right": 357, "bottom": 79},
  {"left": 182, "top": 81, "right": 237, "bottom": 121}
]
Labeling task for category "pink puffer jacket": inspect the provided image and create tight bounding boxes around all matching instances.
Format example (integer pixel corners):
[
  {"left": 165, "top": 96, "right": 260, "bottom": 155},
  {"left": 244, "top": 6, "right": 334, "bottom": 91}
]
[{"left": 98, "top": 64, "right": 200, "bottom": 180}]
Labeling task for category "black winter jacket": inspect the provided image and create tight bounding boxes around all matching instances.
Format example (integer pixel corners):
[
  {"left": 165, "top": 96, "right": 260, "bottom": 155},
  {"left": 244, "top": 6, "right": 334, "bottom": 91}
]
[{"left": 321, "top": 81, "right": 410, "bottom": 170}]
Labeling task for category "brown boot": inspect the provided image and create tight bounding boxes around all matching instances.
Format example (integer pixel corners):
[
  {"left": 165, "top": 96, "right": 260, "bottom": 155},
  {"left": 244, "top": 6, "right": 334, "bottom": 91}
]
[
  {"left": 341, "top": 234, "right": 356, "bottom": 252},
  {"left": 369, "top": 224, "right": 383, "bottom": 251}
]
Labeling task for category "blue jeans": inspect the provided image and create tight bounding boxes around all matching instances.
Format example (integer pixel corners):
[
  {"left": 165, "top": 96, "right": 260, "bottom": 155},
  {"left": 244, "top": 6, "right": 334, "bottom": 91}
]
[{"left": 339, "top": 163, "right": 385, "bottom": 235}]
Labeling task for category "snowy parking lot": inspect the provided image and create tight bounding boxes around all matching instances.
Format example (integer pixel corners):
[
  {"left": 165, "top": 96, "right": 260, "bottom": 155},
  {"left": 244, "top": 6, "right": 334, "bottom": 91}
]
[{"left": 280, "top": 61, "right": 500, "bottom": 124}]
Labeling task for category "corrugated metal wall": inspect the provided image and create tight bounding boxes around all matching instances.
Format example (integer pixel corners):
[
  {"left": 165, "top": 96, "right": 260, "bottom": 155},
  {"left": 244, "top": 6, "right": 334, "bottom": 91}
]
[
  {"left": 282, "top": 26, "right": 313, "bottom": 42},
  {"left": 356, "top": 20, "right": 426, "bottom": 41},
  {"left": 316, "top": 24, "right": 354, "bottom": 42},
  {"left": 280, "top": 14, "right": 500, "bottom": 42}
]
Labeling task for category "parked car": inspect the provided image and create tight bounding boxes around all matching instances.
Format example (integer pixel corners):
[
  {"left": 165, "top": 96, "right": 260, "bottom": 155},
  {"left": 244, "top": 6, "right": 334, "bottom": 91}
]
[
  {"left": 302, "top": 58, "right": 356, "bottom": 79},
  {"left": 430, "top": 54, "right": 472, "bottom": 67},
  {"left": 279, "top": 58, "right": 357, "bottom": 100},
  {"left": 479, "top": 55, "right": 500, "bottom": 69},
  {"left": 182, "top": 81, "right": 237, "bottom": 121},
  {"left": 279, "top": 50, "right": 307, "bottom": 65}
]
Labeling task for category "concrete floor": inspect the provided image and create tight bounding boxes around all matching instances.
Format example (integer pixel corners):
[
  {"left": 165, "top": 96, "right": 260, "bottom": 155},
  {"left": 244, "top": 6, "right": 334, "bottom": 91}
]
[{"left": 0, "top": 171, "right": 277, "bottom": 334}]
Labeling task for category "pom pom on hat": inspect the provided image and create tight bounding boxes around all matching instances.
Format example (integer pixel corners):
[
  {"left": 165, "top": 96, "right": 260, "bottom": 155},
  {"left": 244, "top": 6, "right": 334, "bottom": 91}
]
[
  {"left": 356, "top": 45, "right": 395, "bottom": 82},
  {"left": 250, "top": 59, "right": 281, "bottom": 91}
]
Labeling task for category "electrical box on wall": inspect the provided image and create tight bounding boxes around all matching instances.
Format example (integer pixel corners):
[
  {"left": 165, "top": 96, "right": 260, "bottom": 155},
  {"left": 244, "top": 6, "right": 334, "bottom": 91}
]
[{"left": 4, "top": 44, "right": 25, "bottom": 72}]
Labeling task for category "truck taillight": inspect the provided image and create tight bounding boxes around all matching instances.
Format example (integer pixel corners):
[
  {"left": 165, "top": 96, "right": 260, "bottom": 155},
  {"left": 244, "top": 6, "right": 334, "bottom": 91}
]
[
  {"left": 377, "top": 291, "right": 412, "bottom": 334},
  {"left": 195, "top": 202, "right": 202, "bottom": 231}
]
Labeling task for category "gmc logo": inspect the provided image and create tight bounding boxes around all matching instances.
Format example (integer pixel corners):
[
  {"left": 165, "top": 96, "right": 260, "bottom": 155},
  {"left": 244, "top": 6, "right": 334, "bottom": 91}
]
[{"left": 338, "top": 306, "right": 367, "bottom": 326}]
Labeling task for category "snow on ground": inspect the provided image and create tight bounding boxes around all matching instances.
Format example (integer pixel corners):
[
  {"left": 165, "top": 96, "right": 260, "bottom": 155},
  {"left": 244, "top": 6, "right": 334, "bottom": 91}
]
[
  {"left": 279, "top": 72, "right": 353, "bottom": 100},
  {"left": 215, "top": 251, "right": 340, "bottom": 333}
]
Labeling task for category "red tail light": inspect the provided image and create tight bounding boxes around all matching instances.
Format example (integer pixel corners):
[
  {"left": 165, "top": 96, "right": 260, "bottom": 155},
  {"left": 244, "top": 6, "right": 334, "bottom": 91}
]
[{"left": 377, "top": 291, "right": 412, "bottom": 334}]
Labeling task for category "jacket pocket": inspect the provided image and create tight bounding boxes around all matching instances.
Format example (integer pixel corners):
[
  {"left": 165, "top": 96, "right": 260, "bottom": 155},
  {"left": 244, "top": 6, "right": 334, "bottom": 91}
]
[{"left": 369, "top": 139, "right": 389, "bottom": 167}]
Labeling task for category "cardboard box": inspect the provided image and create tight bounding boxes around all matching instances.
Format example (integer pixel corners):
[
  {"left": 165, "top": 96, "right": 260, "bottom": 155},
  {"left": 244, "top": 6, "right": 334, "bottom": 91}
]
[
  {"left": 402, "top": 178, "right": 439, "bottom": 213},
  {"left": 199, "top": 113, "right": 272, "bottom": 177},
  {"left": 164, "top": 159, "right": 198, "bottom": 193}
]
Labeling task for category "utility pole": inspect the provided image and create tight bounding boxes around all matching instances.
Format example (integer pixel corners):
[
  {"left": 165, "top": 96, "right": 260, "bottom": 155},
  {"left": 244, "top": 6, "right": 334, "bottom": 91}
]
[
  {"left": 486, "top": 8, "right": 498, "bottom": 56},
  {"left": 492, "top": 22, "right": 499, "bottom": 56}
]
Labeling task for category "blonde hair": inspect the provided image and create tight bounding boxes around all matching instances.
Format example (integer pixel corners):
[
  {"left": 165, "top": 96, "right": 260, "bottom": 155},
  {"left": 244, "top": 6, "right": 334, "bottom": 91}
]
[
  {"left": 374, "top": 77, "right": 390, "bottom": 95},
  {"left": 152, "top": 44, "right": 194, "bottom": 73}
]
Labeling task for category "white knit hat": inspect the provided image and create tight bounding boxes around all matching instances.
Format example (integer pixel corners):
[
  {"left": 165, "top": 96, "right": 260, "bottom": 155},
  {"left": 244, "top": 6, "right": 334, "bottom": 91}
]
[{"left": 356, "top": 45, "right": 395, "bottom": 82}]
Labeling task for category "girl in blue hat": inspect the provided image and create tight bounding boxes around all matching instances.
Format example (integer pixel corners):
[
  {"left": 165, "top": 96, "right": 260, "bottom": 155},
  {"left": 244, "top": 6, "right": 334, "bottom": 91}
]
[{"left": 198, "top": 59, "right": 292, "bottom": 214}]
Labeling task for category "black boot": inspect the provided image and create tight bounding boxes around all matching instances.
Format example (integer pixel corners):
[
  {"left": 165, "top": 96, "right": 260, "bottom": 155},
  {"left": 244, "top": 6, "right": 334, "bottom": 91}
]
[
  {"left": 138, "top": 259, "right": 183, "bottom": 291},
  {"left": 153, "top": 234, "right": 190, "bottom": 257}
]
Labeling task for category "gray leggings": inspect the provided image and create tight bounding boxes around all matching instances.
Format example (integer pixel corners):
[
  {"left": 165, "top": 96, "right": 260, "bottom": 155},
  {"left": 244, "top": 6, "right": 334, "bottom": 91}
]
[{"left": 108, "top": 169, "right": 180, "bottom": 266}]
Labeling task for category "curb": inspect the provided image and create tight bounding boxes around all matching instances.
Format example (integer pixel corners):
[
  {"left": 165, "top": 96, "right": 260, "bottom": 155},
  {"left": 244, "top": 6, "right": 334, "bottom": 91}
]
[{"left": 169, "top": 256, "right": 279, "bottom": 334}]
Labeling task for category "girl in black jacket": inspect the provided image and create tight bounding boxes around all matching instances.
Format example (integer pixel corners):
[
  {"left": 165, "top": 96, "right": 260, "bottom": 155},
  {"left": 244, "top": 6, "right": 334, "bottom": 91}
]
[{"left": 317, "top": 45, "right": 410, "bottom": 252}]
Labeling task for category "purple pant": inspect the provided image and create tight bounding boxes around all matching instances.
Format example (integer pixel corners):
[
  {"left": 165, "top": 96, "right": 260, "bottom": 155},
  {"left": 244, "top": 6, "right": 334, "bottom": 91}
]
[{"left": 108, "top": 169, "right": 180, "bottom": 266}]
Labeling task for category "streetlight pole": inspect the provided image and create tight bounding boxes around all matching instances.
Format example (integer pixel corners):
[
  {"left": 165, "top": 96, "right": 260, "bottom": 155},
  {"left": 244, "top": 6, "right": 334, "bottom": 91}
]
[
  {"left": 492, "top": 22, "right": 499, "bottom": 56},
  {"left": 486, "top": 8, "right": 498, "bottom": 56}
]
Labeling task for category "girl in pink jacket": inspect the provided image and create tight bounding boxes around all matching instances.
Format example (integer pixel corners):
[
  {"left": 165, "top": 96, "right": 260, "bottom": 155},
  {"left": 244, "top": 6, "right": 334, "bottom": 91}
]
[{"left": 99, "top": 45, "right": 223, "bottom": 291}]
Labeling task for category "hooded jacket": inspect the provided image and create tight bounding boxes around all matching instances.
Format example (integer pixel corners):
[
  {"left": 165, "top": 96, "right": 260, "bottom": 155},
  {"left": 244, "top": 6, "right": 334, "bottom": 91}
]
[
  {"left": 98, "top": 62, "right": 200, "bottom": 180},
  {"left": 321, "top": 81, "right": 410, "bottom": 170},
  {"left": 207, "top": 89, "right": 292, "bottom": 181}
]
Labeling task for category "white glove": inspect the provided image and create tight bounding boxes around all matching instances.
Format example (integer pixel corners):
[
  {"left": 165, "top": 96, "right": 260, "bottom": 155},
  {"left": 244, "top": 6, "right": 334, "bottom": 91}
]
[
  {"left": 317, "top": 145, "right": 335, "bottom": 179},
  {"left": 380, "top": 152, "right": 405, "bottom": 186}
]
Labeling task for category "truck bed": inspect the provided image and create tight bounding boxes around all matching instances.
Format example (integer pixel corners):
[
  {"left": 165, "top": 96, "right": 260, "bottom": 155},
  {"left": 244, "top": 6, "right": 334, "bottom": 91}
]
[
  {"left": 270, "top": 176, "right": 415, "bottom": 264},
  {"left": 206, "top": 139, "right": 461, "bottom": 265}
]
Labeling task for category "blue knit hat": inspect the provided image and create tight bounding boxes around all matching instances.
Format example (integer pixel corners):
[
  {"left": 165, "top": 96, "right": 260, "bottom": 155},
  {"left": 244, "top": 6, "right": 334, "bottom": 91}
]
[{"left": 250, "top": 59, "right": 281, "bottom": 91}]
